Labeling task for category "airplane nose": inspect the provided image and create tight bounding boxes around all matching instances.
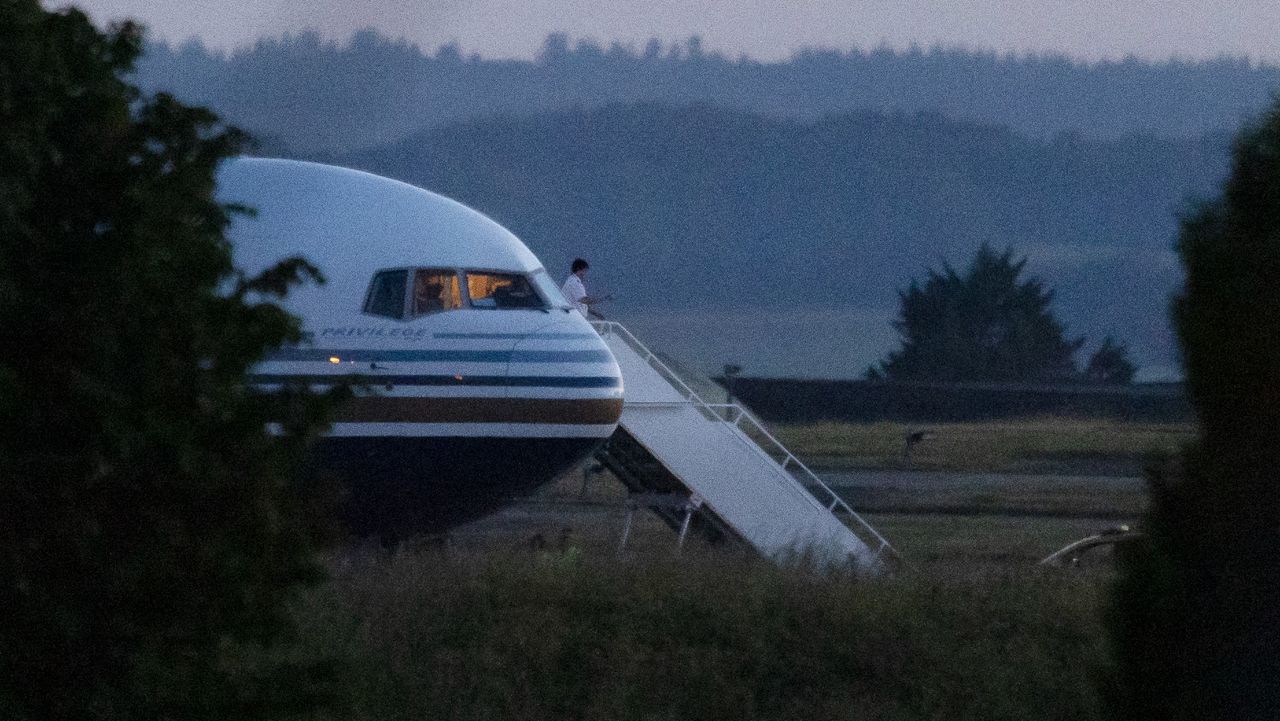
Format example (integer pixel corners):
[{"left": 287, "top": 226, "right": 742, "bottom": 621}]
[{"left": 505, "top": 318, "right": 623, "bottom": 425}]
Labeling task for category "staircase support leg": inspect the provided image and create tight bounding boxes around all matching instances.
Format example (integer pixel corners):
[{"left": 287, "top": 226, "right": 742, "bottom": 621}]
[
  {"left": 676, "top": 506, "right": 693, "bottom": 551},
  {"left": 617, "top": 502, "right": 636, "bottom": 557}
]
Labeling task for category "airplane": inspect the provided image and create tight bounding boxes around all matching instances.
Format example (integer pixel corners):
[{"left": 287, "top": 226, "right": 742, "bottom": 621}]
[{"left": 218, "top": 158, "right": 623, "bottom": 537}]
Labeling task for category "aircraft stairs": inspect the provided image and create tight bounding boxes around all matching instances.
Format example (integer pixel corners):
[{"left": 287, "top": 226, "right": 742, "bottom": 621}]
[
  {"left": 595, "top": 428, "right": 736, "bottom": 546},
  {"left": 591, "top": 321, "right": 897, "bottom": 572}
]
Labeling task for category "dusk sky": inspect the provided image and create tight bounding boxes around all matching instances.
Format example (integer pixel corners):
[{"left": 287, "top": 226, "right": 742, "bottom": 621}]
[{"left": 68, "top": 0, "right": 1280, "bottom": 63}]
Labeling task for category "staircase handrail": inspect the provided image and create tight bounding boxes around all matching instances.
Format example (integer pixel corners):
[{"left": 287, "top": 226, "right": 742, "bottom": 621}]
[
  {"left": 592, "top": 320, "right": 898, "bottom": 561},
  {"left": 703, "top": 403, "right": 896, "bottom": 559},
  {"left": 592, "top": 321, "right": 719, "bottom": 411}
]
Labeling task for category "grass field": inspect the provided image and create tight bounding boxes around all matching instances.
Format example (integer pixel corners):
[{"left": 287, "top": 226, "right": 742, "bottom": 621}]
[
  {"left": 770, "top": 417, "right": 1196, "bottom": 475},
  {"left": 299, "top": 547, "right": 1110, "bottom": 721},
  {"left": 287, "top": 417, "right": 1173, "bottom": 719},
  {"left": 829, "top": 471, "right": 1147, "bottom": 519},
  {"left": 285, "top": 462, "right": 1132, "bottom": 719}
]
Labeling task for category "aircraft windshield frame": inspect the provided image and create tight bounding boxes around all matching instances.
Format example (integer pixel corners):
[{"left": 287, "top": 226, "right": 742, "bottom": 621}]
[
  {"left": 462, "top": 269, "right": 550, "bottom": 311},
  {"left": 362, "top": 266, "right": 557, "bottom": 319}
]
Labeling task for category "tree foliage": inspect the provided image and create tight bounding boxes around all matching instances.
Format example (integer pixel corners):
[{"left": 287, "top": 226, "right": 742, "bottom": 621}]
[
  {"left": 871, "top": 244, "right": 1084, "bottom": 382},
  {"left": 0, "top": 4, "right": 334, "bottom": 718},
  {"left": 1084, "top": 336, "right": 1137, "bottom": 384},
  {"left": 1105, "top": 101, "right": 1280, "bottom": 720}
]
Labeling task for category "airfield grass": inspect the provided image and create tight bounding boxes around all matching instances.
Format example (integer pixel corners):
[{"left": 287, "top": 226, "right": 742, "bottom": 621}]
[
  {"left": 838, "top": 476, "right": 1147, "bottom": 519},
  {"left": 295, "top": 546, "right": 1109, "bottom": 721},
  {"left": 280, "top": 417, "right": 1164, "bottom": 719},
  {"left": 284, "top": 495, "right": 1122, "bottom": 720},
  {"left": 769, "top": 417, "right": 1196, "bottom": 474}
]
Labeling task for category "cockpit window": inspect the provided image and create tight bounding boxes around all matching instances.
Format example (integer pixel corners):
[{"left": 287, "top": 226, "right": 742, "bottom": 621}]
[
  {"left": 364, "top": 269, "right": 408, "bottom": 319},
  {"left": 465, "top": 271, "right": 547, "bottom": 310},
  {"left": 530, "top": 269, "right": 571, "bottom": 309},
  {"left": 412, "top": 269, "right": 464, "bottom": 316},
  {"left": 365, "top": 268, "right": 549, "bottom": 318}
]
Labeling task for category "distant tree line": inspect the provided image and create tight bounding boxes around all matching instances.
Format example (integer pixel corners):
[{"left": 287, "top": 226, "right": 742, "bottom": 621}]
[{"left": 135, "top": 29, "right": 1278, "bottom": 154}]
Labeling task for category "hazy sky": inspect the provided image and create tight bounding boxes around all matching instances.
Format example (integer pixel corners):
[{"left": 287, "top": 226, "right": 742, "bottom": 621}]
[{"left": 68, "top": 0, "right": 1280, "bottom": 63}]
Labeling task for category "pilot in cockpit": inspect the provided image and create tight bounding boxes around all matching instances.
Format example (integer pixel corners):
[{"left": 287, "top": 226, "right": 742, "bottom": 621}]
[
  {"left": 414, "top": 275, "right": 445, "bottom": 315},
  {"left": 492, "top": 276, "right": 539, "bottom": 309}
]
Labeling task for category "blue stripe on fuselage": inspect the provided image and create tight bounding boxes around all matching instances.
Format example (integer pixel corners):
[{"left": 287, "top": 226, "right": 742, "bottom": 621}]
[
  {"left": 433, "top": 332, "right": 599, "bottom": 340},
  {"left": 268, "top": 348, "right": 612, "bottom": 363},
  {"left": 249, "top": 373, "right": 622, "bottom": 388}
]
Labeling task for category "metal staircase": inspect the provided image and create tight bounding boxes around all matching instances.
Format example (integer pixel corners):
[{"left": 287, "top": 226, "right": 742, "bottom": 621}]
[
  {"left": 595, "top": 429, "right": 736, "bottom": 546},
  {"left": 592, "top": 321, "right": 896, "bottom": 572}
]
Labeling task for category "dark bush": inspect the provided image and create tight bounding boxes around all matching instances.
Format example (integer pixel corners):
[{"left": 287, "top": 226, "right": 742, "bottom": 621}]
[
  {"left": 0, "top": 4, "right": 334, "bottom": 718},
  {"left": 873, "top": 244, "right": 1084, "bottom": 382},
  {"left": 1105, "top": 99, "right": 1280, "bottom": 720}
]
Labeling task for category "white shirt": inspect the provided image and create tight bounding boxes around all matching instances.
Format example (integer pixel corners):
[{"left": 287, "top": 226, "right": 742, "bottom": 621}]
[{"left": 561, "top": 274, "right": 589, "bottom": 316}]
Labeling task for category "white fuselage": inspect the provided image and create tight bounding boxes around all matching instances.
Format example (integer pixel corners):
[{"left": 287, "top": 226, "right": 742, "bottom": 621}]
[{"left": 218, "top": 158, "right": 623, "bottom": 535}]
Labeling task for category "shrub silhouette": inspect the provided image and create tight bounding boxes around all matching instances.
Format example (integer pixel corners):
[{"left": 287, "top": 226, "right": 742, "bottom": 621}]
[
  {"left": 872, "top": 244, "right": 1084, "bottom": 382},
  {"left": 1105, "top": 99, "right": 1280, "bottom": 720},
  {"left": 0, "top": 4, "right": 336, "bottom": 718}
]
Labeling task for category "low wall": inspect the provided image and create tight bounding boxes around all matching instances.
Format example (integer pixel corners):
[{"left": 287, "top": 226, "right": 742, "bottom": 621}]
[{"left": 721, "top": 378, "right": 1192, "bottom": 423}]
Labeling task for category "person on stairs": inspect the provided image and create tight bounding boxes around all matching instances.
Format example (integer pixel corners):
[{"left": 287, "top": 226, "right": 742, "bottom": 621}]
[{"left": 561, "top": 257, "right": 612, "bottom": 319}]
